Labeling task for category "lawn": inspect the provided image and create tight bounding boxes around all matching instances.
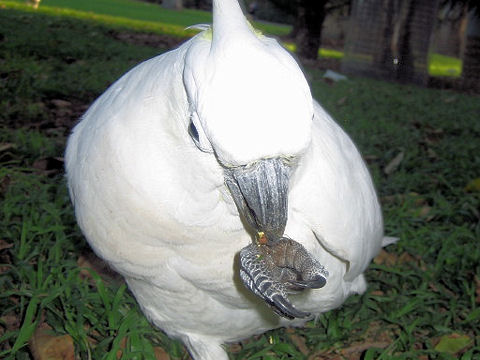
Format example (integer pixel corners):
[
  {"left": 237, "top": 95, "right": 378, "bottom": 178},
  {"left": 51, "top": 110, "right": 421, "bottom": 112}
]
[{"left": 1, "top": 4, "right": 479, "bottom": 360}]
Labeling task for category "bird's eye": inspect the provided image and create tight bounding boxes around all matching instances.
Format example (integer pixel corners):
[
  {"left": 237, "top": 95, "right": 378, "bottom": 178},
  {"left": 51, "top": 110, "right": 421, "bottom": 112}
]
[
  {"left": 188, "top": 120, "right": 200, "bottom": 142},
  {"left": 187, "top": 114, "right": 213, "bottom": 153}
]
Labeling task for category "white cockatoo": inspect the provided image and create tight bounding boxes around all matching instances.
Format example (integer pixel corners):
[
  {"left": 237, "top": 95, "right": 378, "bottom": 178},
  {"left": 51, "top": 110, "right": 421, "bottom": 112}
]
[{"left": 65, "top": 0, "right": 384, "bottom": 359}]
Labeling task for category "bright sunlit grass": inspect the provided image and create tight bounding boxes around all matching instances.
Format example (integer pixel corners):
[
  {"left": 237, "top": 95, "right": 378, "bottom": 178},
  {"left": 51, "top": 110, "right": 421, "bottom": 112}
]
[
  {"left": 43, "top": 0, "right": 213, "bottom": 28},
  {"left": 319, "top": 48, "right": 344, "bottom": 59},
  {"left": 3, "top": 0, "right": 200, "bottom": 38},
  {"left": 284, "top": 42, "right": 344, "bottom": 60},
  {"left": 429, "top": 53, "right": 463, "bottom": 77}
]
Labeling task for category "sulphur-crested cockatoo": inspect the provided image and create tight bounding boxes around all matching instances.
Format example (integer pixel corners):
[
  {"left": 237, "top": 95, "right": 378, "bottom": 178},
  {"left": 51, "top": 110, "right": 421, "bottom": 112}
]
[{"left": 65, "top": 0, "right": 384, "bottom": 359}]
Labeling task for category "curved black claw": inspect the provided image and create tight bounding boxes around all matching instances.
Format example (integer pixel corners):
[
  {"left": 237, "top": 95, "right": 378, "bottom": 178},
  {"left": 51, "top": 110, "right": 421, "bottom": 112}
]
[
  {"left": 270, "top": 294, "right": 311, "bottom": 319},
  {"left": 239, "top": 239, "right": 328, "bottom": 320},
  {"left": 288, "top": 275, "right": 327, "bottom": 290},
  {"left": 240, "top": 244, "right": 309, "bottom": 319}
]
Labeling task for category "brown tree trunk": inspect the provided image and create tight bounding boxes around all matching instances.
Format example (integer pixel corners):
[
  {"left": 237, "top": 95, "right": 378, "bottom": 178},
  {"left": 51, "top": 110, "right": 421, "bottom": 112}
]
[
  {"left": 289, "top": 11, "right": 301, "bottom": 39},
  {"left": 295, "top": 0, "right": 328, "bottom": 60},
  {"left": 462, "top": 11, "right": 480, "bottom": 92},
  {"left": 395, "top": 0, "right": 416, "bottom": 81}
]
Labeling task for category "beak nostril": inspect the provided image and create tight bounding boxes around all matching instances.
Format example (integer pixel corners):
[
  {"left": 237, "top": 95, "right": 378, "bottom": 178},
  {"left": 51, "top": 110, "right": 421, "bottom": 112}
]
[{"left": 224, "top": 158, "right": 290, "bottom": 237}]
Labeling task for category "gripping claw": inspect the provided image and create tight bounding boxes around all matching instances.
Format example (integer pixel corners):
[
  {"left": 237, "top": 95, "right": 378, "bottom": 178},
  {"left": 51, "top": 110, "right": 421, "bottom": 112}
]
[
  {"left": 288, "top": 275, "right": 327, "bottom": 290},
  {"left": 271, "top": 294, "right": 311, "bottom": 319},
  {"left": 239, "top": 238, "right": 328, "bottom": 319}
]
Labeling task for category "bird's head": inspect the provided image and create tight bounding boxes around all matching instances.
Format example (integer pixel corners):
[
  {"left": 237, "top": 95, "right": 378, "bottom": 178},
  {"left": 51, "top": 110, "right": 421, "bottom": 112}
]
[{"left": 183, "top": 0, "right": 313, "bottom": 238}]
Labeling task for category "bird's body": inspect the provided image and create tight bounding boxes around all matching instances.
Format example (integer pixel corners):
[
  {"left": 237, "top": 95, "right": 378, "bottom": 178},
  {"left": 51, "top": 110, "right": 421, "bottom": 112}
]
[{"left": 66, "top": 1, "right": 383, "bottom": 358}]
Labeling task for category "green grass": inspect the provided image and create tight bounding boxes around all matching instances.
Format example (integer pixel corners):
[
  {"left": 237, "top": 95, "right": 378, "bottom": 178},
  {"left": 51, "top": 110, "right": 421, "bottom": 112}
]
[
  {"left": 0, "top": 6, "right": 161, "bottom": 123},
  {"left": 42, "top": 0, "right": 214, "bottom": 27},
  {"left": 2, "top": 0, "right": 201, "bottom": 38},
  {"left": 1, "top": 5, "right": 480, "bottom": 360}
]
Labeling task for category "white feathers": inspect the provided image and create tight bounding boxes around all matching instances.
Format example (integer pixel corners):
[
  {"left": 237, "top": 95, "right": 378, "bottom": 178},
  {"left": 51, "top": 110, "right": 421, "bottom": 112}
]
[{"left": 65, "top": 1, "right": 384, "bottom": 359}]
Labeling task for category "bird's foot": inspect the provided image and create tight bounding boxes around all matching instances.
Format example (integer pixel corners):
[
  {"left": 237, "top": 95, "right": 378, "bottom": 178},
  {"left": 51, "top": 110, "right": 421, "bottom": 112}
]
[{"left": 239, "top": 237, "right": 328, "bottom": 319}]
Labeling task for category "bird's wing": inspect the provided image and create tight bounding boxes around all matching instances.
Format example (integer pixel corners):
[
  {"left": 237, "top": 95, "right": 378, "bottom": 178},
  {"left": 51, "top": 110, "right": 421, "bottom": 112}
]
[{"left": 289, "top": 100, "right": 383, "bottom": 281}]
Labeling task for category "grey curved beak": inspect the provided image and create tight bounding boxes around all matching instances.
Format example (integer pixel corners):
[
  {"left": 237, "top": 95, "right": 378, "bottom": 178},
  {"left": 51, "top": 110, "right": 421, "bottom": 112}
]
[{"left": 225, "top": 158, "right": 291, "bottom": 240}]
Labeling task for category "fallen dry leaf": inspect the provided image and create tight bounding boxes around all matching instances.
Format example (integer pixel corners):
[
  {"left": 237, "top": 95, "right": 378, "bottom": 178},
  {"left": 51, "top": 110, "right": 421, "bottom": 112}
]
[
  {"left": 384, "top": 151, "right": 404, "bottom": 175},
  {"left": 418, "top": 205, "right": 432, "bottom": 219},
  {"left": 465, "top": 178, "right": 480, "bottom": 192},
  {"left": 77, "top": 251, "right": 121, "bottom": 283},
  {"left": 374, "top": 249, "right": 398, "bottom": 266},
  {"left": 116, "top": 337, "right": 128, "bottom": 359},
  {"left": 336, "top": 96, "right": 347, "bottom": 105},
  {"left": 288, "top": 333, "right": 310, "bottom": 356},
  {"left": 29, "top": 324, "right": 74, "bottom": 360},
  {"left": 51, "top": 99, "right": 72, "bottom": 108},
  {"left": 397, "top": 252, "right": 416, "bottom": 264},
  {"left": 32, "top": 157, "right": 64, "bottom": 176},
  {"left": 434, "top": 333, "right": 472, "bottom": 354},
  {"left": 362, "top": 321, "right": 395, "bottom": 345},
  {"left": 341, "top": 341, "right": 390, "bottom": 355},
  {"left": 0, "top": 313, "right": 20, "bottom": 331},
  {"left": 154, "top": 346, "right": 171, "bottom": 360},
  {"left": 429, "top": 282, "right": 439, "bottom": 293},
  {"left": 228, "top": 343, "right": 242, "bottom": 353},
  {"left": 308, "top": 350, "right": 344, "bottom": 360},
  {"left": 374, "top": 249, "right": 419, "bottom": 267},
  {"left": 0, "top": 239, "right": 13, "bottom": 251},
  {"left": 0, "top": 143, "right": 15, "bottom": 152}
]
